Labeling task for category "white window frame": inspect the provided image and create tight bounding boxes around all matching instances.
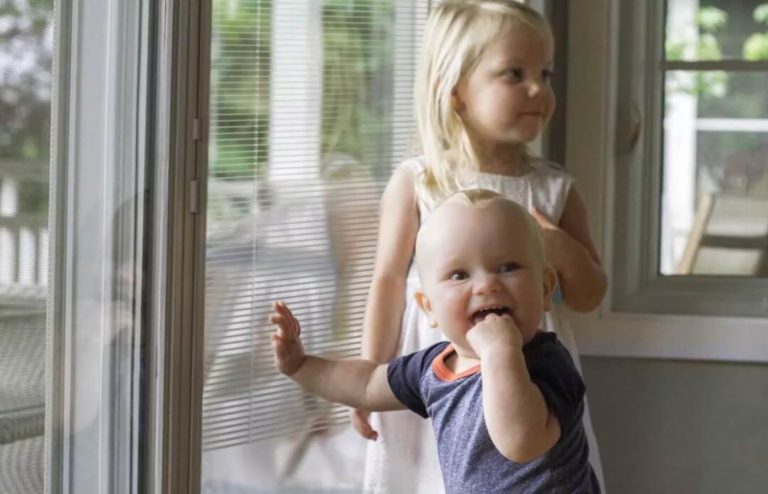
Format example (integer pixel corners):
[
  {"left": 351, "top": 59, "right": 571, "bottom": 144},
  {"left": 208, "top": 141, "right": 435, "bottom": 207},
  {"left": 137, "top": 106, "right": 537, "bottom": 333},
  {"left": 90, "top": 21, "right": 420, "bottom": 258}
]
[
  {"left": 48, "top": 0, "right": 160, "bottom": 492},
  {"left": 565, "top": 0, "right": 768, "bottom": 363}
]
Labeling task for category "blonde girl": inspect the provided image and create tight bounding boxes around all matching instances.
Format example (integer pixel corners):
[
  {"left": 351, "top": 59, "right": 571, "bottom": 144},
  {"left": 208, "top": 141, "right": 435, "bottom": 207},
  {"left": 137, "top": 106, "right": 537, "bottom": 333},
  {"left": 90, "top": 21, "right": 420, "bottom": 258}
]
[{"left": 353, "top": 1, "right": 607, "bottom": 492}]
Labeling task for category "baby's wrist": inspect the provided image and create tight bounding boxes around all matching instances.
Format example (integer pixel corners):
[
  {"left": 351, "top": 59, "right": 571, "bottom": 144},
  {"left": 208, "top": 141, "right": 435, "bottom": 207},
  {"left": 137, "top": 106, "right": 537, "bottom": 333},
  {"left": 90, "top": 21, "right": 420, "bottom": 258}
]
[
  {"left": 478, "top": 342, "right": 522, "bottom": 361},
  {"left": 287, "top": 354, "right": 309, "bottom": 378}
]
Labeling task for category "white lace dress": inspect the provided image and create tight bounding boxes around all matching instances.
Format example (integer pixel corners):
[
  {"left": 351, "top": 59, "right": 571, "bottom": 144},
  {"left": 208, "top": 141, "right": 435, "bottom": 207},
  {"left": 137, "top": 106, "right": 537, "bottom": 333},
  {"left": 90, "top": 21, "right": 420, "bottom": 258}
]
[{"left": 362, "top": 157, "right": 606, "bottom": 494}]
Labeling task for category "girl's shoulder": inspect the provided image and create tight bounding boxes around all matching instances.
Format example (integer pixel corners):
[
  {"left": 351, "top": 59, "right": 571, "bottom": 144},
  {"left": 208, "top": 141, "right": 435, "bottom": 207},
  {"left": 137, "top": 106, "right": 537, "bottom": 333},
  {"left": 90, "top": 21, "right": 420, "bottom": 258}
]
[
  {"left": 394, "top": 156, "right": 440, "bottom": 214},
  {"left": 526, "top": 159, "right": 574, "bottom": 221},
  {"left": 527, "top": 159, "right": 574, "bottom": 192},
  {"left": 528, "top": 159, "right": 571, "bottom": 179},
  {"left": 396, "top": 156, "right": 428, "bottom": 177}
]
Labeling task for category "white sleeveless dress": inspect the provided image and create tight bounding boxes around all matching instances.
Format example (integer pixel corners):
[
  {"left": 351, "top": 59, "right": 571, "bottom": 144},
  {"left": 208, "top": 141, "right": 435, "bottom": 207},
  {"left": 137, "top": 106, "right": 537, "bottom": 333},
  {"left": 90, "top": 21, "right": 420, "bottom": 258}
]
[{"left": 363, "top": 157, "right": 605, "bottom": 494}]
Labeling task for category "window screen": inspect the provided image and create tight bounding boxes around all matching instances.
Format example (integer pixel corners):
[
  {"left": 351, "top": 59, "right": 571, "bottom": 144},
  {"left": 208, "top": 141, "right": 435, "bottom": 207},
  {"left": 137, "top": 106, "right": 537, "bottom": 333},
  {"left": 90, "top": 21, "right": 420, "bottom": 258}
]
[{"left": 202, "top": 0, "right": 428, "bottom": 452}]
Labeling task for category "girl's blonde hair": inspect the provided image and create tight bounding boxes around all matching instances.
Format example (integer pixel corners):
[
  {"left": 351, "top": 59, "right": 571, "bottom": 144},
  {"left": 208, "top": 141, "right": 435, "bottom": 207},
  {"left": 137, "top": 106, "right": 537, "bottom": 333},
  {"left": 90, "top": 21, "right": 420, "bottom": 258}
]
[{"left": 414, "top": 0, "right": 553, "bottom": 204}]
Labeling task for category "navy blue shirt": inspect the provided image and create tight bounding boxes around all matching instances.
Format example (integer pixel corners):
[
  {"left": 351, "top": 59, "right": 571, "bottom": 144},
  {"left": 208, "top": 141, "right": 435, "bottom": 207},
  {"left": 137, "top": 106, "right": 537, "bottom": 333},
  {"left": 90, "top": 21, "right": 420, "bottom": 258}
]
[{"left": 387, "top": 332, "right": 599, "bottom": 493}]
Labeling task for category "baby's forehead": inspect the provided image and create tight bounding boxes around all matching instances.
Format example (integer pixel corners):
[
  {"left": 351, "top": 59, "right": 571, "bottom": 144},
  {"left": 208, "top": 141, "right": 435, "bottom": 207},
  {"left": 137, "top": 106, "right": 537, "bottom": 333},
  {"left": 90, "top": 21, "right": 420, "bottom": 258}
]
[
  {"left": 415, "top": 196, "right": 539, "bottom": 258},
  {"left": 430, "top": 195, "right": 531, "bottom": 228}
]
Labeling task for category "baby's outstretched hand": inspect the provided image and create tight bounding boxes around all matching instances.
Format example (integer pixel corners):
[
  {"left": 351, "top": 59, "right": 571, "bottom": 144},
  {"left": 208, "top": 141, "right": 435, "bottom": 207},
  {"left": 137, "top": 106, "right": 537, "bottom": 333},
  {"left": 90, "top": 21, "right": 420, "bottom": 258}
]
[{"left": 269, "top": 301, "right": 307, "bottom": 376}]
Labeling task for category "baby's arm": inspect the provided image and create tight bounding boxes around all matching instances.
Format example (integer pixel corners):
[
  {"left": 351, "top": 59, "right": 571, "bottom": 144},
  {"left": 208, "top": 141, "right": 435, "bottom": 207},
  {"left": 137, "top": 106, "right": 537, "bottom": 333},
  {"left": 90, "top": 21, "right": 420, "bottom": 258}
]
[
  {"left": 466, "top": 315, "right": 561, "bottom": 463},
  {"left": 531, "top": 187, "right": 607, "bottom": 312},
  {"left": 270, "top": 302, "right": 405, "bottom": 412}
]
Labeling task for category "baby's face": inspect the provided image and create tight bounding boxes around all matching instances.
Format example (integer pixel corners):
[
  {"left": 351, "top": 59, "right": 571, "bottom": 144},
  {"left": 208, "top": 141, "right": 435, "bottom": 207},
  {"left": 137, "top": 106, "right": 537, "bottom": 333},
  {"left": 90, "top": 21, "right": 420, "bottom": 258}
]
[{"left": 416, "top": 198, "right": 555, "bottom": 353}]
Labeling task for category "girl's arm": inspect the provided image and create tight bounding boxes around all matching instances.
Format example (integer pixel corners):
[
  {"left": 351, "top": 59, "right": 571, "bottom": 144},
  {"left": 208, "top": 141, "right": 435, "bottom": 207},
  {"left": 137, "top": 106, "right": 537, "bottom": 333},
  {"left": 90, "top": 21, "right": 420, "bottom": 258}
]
[
  {"left": 361, "top": 166, "right": 420, "bottom": 363},
  {"left": 534, "top": 187, "right": 607, "bottom": 312},
  {"left": 350, "top": 166, "right": 420, "bottom": 439}
]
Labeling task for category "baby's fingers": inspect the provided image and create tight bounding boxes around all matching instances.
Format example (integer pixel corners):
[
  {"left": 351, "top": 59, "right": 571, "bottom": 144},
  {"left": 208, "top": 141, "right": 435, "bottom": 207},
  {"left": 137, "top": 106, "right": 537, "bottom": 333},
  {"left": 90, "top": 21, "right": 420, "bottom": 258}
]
[
  {"left": 529, "top": 207, "right": 556, "bottom": 230},
  {"left": 269, "top": 301, "right": 301, "bottom": 339}
]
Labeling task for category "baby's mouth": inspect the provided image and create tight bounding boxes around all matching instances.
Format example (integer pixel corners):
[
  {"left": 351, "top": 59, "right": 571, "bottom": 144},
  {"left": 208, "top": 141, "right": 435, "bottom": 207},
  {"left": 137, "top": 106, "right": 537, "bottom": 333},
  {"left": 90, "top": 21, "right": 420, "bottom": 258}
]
[{"left": 470, "top": 306, "right": 511, "bottom": 325}]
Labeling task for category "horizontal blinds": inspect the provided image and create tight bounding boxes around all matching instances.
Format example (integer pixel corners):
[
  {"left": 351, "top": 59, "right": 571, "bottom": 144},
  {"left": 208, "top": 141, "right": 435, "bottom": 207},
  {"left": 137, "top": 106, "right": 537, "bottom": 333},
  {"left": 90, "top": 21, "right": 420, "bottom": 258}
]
[{"left": 203, "top": 0, "right": 428, "bottom": 451}]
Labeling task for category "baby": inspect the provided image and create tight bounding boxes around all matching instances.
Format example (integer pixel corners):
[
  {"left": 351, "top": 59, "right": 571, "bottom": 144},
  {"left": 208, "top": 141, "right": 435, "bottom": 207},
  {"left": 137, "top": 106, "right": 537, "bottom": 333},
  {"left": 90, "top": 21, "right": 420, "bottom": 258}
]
[{"left": 269, "top": 189, "right": 599, "bottom": 493}]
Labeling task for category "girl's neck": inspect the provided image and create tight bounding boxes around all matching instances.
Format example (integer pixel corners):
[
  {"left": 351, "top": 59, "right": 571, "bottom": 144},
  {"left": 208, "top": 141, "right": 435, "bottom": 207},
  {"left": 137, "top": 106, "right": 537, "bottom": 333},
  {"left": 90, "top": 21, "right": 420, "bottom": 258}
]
[{"left": 471, "top": 140, "right": 531, "bottom": 176}]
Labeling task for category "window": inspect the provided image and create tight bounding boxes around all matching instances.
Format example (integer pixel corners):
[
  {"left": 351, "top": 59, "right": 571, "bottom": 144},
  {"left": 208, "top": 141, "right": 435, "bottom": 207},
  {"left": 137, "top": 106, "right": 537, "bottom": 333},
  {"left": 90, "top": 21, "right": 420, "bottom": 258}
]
[
  {"left": 564, "top": 0, "right": 768, "bottom": 362},
  {"left": 611, "top": 0, "right": 768, "bottom": 318},
  {"left": 661, "top": 1, "right": 768, "bottom": 277},
  {"left": 200, "top": 0, "right": 427, "bottom": 491}
]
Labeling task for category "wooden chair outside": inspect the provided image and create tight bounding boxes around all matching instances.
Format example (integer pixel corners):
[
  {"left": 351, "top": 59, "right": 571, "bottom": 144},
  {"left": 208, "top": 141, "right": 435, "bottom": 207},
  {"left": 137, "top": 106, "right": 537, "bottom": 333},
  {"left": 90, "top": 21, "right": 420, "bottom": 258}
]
[{"left": 676, "top": 193, "right": 768, "bottom": 276}]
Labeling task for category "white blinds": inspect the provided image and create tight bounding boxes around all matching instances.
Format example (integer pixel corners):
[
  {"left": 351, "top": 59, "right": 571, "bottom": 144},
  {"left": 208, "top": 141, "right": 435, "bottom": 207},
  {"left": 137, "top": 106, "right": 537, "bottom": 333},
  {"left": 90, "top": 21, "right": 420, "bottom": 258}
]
[{"left": 203, "top": 0, "right": 428, "bottom": 451}]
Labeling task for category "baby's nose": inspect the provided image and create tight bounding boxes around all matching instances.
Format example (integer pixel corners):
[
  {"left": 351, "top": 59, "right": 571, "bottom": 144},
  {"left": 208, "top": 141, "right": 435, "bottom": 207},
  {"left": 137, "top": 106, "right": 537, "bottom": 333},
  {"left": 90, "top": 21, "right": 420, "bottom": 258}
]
[{"left": 474, "top": 273, "right": 501, "bottom": 293}]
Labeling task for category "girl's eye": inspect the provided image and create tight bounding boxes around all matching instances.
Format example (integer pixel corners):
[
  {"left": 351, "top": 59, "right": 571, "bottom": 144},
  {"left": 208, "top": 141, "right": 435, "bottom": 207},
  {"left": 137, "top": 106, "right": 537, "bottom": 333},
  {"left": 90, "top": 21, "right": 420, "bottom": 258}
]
[
  {"left": 503, "top": 68, "right": 524, "bottom": 82},
  {"left": 499, "top": 263, "right": 520, "bottom": 273},
  {"left": 542, "top": 69, "right": 554, "bottom": 83},
  {"left": 449, "top": 271, "right": 469, "bottom": 281}
]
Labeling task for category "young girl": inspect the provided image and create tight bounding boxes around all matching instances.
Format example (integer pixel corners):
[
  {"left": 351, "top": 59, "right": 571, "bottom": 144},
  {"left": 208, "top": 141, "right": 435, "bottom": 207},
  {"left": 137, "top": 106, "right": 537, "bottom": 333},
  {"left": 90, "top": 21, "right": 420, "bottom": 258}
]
[{"left": 352, "top": 1, "right": 607, "bottom": 493}]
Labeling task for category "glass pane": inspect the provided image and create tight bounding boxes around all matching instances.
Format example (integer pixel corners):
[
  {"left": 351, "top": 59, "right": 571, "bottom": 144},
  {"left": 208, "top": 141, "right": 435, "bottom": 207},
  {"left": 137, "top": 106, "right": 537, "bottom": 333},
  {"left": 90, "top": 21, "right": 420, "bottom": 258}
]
[
  {"left": 665, "top": 0, "right": 768, "bottom": 61},
  {"left": 201, "top": 0, "right": 426, "bottom": 492},
  {"left": 661, "top": 70, "right": 768, "bottom": 276},
  {"left": 0, "top": 1, "right": 53, "bottom": 492}
]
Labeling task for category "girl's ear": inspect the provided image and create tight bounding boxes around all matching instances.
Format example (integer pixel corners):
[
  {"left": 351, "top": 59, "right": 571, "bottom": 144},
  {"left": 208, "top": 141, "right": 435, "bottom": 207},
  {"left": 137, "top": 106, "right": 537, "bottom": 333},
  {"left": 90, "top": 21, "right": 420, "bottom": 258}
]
[
  {"left": 450, "top": 83, "right": 466, "bottom": 112},
  {"left": 541, "top": 265, "right": 558, "bottom": 312},
  {"left": 415, "top": 292, "right": 439, "bottom": 328}
]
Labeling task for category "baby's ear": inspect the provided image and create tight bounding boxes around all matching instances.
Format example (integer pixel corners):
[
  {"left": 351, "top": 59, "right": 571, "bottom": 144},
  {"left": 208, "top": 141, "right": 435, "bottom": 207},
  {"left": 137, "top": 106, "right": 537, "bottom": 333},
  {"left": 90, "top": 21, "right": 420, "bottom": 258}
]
[
  {"left": 541, "top": 265, "right": 558, "bottom": 312},
  {"left": 414, "top": 292, "right": 439, "bottom": 328}
]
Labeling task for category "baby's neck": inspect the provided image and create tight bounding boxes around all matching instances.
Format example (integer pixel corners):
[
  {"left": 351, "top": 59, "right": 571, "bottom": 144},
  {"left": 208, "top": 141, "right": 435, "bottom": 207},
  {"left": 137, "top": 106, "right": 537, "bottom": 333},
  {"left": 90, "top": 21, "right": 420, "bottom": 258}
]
[{"left": 446, "top": 346, "right": 481, "bottom": 374}]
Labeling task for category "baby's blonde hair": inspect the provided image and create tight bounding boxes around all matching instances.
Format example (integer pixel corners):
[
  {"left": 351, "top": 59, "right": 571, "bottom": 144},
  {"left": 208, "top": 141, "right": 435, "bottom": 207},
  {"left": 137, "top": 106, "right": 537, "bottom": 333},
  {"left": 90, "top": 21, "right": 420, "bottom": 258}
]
[
  {"left": 414, "top": 0, "right": 553, "bottom": 206},
  {"left": 414, "top": 189, "right": 546, "bottom": 275}
]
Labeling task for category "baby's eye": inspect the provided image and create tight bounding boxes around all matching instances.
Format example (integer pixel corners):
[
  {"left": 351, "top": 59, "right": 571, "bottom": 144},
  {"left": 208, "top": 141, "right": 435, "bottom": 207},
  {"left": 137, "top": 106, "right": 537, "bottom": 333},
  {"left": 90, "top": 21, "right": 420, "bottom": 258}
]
[
  {"left": 449, "top": 270, "right": 469, "bottom": 281},
  {"left": 541, "top": 69, "right": 554, "bottom": 83},
  {"left": 503, "top": 68, "right": 525, "bottom": 82},
  {"left": 499, "top": 263, "right": 521, "bottom": 273}
]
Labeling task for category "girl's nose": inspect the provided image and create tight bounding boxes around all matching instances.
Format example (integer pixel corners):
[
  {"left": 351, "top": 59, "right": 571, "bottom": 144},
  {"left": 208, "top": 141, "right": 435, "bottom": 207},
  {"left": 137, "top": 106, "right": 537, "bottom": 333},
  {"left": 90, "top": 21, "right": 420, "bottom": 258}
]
[{"left": 527, "top": 81, "right": 542, "bottom": 97}]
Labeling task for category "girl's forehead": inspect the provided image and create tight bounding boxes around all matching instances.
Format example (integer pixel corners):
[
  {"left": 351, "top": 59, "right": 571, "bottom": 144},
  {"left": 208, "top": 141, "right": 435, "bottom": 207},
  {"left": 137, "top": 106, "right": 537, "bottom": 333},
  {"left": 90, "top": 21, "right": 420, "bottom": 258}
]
[{"left": 485, "top": 24, "right": 553, "bottom": 54}]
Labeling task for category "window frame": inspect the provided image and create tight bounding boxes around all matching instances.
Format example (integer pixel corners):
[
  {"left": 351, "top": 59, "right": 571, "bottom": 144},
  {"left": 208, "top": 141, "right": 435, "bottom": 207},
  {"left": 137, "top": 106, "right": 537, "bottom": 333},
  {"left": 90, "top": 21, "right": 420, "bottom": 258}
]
[
  {"left": 48, "top": 0, "right": 158, "bottom": 492},
  {"left": 565, "top": 0, "right": 768, "bottom": 363}
]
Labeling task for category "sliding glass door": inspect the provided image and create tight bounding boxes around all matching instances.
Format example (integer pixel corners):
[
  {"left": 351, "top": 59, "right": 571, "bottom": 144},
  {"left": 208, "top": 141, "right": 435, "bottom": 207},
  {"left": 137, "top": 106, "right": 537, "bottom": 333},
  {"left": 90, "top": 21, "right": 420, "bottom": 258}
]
[{"left": 199, "top": 0, "right": 427, "bottom": 491}]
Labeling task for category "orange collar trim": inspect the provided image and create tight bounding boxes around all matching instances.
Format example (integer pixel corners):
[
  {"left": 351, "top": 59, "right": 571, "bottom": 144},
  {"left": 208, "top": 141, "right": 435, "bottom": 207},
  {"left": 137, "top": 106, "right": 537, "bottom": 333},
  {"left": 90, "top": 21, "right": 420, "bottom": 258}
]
[{"left": 431, "top": 344, "right": 481, "bottom": 382}]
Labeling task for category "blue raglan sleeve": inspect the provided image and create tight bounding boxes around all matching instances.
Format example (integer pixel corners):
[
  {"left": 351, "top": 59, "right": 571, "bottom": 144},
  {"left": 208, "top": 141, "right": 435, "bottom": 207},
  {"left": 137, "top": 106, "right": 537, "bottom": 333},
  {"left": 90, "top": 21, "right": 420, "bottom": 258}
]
[
  {"left": 523, "top": 333, "right": 586, "bottom": 433},
  {"left": 386, "top": 342, "right": 448, "bottom": 419}
]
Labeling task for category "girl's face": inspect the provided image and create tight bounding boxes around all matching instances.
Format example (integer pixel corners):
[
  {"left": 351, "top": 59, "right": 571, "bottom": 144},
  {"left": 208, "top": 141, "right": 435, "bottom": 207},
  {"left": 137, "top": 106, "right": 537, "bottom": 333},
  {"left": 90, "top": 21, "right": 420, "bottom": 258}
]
[{"left": 454, "top": 22, "right": 555, "bottom": 150}]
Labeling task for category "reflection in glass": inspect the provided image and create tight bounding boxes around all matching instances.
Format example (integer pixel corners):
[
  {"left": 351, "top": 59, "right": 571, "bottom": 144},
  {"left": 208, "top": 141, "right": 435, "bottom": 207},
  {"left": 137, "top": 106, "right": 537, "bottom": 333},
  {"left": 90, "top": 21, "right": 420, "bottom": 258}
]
[
  {"left": 661, "top": 70, "right": 768, "bottom": 276},
  {"left": 0, "top": 0, "right": 53, "bottom": 492}
]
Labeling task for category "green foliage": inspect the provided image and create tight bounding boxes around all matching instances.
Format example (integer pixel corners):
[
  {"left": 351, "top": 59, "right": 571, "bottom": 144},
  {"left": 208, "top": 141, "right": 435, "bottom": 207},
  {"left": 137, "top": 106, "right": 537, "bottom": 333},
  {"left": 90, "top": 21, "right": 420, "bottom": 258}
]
[
  {"left": 209, "top": 0, "right": 272, "bottom": 179},
  {"left": 665, "top": 6, "right": 729, "bottom": 98},
  {"left": 209, "top": 0, "right": 397, "bottom": 180},
  {"left": 320, "top": 0, "right": 395, "bottom": 176},
  {"left": 696, "top": 6, "right": 727, "bottom": 31},
  {"left": 666, "top": 7, "right": 726, "bottom": 62},
  {"left": 0, "top": 0, "right": 54, "bottom": 161},
  {"left": 743, "top": 3, "right": 768, "bottom": 60},
  {"left": 755, "top": 4, "right": 768, "bottom": 24},
  {"left": 743, "top": 33, "right": 768, "bottom": 59}
]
